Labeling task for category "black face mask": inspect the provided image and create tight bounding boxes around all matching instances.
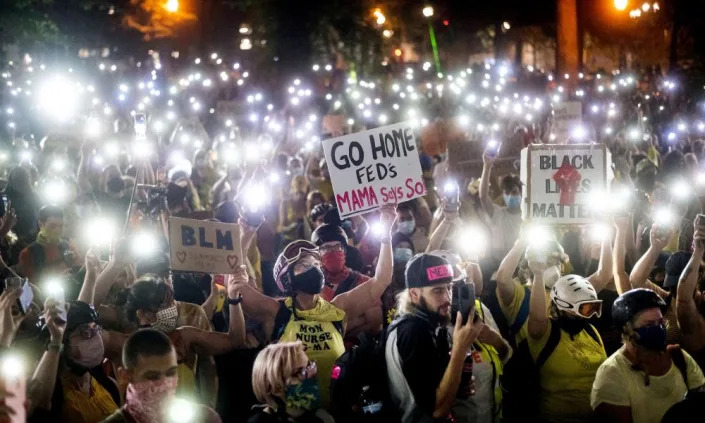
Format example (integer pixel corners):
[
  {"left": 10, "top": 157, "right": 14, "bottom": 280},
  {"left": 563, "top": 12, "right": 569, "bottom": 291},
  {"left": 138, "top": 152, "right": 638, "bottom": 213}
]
[{"left": 291, "top": 267, "right": 324, "bottom": 295}]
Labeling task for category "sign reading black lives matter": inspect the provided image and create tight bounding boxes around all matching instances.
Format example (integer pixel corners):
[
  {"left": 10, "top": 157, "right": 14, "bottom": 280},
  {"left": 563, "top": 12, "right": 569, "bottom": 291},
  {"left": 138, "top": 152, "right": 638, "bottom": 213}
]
[
  {"left": 322, "top": 122, "right": 426, "bottom": 218},
  {"left": 520, "top": 144, "right": 612, "bottom": 225}
]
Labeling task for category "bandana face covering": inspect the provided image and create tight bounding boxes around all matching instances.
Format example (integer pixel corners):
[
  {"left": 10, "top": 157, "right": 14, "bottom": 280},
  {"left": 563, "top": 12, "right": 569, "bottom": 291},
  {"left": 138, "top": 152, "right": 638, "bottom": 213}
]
[
  {"left": 151, "top": 305, "right": 178, "bottom": 333},
  {"left": 285, "top": 378, "right": 321, "bottom": 412},
  {"left": 125, "top": 376, "right": 178, "bottom": 423},
  {"left": 321, "top": 251, "right": 346, "bottom": 274}
]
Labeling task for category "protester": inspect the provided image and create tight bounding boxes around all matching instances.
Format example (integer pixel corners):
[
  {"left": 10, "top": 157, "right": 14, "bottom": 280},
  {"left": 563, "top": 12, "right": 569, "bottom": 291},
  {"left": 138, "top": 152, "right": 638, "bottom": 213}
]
[
  {"left": 103, "top": 329, "right": 221, "bottom": 423},
  {"left": 233, "top": 204, "right": 396, "bottom": 408},
  {"left": 591, "top": 289, "right": 705, "bottom": 423},
  {"left": 676, "top": 221, "right": 705, "bottom": 368},
  {"left": 249, "top": 342, "right": 333, "bottom": 423},
  {"left": 386, "top": 253, "right": 482, "bottom": 422}
]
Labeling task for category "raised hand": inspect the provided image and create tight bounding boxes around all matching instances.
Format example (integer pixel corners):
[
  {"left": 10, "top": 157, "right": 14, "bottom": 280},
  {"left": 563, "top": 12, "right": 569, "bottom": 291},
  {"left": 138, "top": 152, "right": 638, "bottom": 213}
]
[{"left": 0, "top": 288, "right": 29, "bottom": 347}]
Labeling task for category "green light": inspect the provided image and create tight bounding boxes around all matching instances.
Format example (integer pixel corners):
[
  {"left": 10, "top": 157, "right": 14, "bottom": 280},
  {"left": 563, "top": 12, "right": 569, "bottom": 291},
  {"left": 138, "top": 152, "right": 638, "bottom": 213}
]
[{"left": 428, "top": 22, "right": 441, "bottom": 74}]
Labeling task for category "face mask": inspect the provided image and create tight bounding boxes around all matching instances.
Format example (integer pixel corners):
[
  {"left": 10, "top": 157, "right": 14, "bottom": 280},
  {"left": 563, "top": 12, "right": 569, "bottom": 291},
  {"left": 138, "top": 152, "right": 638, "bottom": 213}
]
[
  {"left": 125, "top": 376, "right": 178, "bottom": 423},
  {"left": 397, "top": 219, "right": 415, "bottom": 235},
  {"left": 291, "top": 267, "right": 324, "bottom": 295},
  {"left": 321, "top": 251, "right": 346, "bottom": 274},
  {"left": 543, "top": 266, "right": 561, "bottom": 289},
  {"left": 394, "top": 248, "right": 413, "bottom": 263},
  {"left": 285, "top": 378, "right": 321, "bottom": 412},
  {"left": 634, "top": 324, "right": 668, "bottom": 351},
  {"left": 68, "top": 333, "right": 105, "bottom": 369},
  {"left": 151, "top": 305, "right": 178, "bottom": 333},
  {"left": 504, "top": 194, "right": 521, "bottom": 209},
  {"left": 554, "top": 315, "right": 591, "bottom": 337}
]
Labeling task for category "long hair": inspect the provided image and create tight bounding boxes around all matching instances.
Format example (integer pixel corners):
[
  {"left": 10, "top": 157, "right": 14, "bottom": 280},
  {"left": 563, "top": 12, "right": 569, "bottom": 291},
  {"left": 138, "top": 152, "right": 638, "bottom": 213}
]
[
  {"left": 395, "top": 290, "right": 416, "bottom": 316},
  {"left": 251, "top": 342, "right": 306, "bottom": 410}
]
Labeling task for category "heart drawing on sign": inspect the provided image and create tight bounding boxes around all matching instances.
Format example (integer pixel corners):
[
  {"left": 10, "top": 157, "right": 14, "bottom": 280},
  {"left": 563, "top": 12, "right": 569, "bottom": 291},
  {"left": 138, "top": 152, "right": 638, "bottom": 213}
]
[
  {"left": 227, "top": 255, "right": 239, "bottom": 269},
  {"left": 176, "top": 251, "right": 187, "bottom": 263}
]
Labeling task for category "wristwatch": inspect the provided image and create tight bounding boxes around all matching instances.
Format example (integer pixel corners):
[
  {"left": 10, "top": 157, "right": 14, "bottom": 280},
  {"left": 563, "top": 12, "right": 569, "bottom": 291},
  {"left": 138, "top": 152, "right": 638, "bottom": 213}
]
[{"left": 227, "top": 294, "right": 243, "bottom": 306}]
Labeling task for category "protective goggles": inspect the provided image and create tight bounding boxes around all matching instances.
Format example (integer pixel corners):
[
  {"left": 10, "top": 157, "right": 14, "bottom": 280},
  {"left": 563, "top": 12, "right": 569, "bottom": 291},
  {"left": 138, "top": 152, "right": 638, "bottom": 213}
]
[{"left": 554, "top": 298, "right": 603, "bottom": 318}]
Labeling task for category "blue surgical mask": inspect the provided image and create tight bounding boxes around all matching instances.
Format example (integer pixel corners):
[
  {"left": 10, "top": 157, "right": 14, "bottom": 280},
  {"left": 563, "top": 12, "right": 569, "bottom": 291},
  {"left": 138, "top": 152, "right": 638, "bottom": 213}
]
[
  {"left": 394, "top": 248, "right": 413, "bottom": 263},
  {"left": 285, "top": 378, "right": 321, "bottom": 411},
  {"left": 397, "top": 219, "right": 415, "bottom": 235},
  {"left": 634, "top": 324, "right": 667, "bottom": 351},
  {"left": 504, "top": 194, "right": 521, "bottom": 209}
]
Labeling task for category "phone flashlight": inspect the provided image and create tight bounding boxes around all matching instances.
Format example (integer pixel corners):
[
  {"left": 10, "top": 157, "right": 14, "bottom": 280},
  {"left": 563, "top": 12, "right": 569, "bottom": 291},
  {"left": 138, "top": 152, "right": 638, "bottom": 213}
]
[
  {"left": 0, "top": 353, "right": 26, "bottom": 423},
  {"left": 166, "top": 398, "right": 198, "bottom": 423},
  {"left": 45, "top": 278, "right": 67, "bottom": 323},
  {"left": 485, "top": 139, "right": 502, "bottom": 157},
  {"left": 134, "top": 113, "right": 147, "bottom": 140}
]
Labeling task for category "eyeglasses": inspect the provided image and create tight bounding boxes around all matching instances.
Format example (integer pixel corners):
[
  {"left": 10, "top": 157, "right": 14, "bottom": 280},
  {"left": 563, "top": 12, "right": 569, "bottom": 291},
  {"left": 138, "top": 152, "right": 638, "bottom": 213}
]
[
  {"left": 293, "top": 361, "right": 317, "bottom": 379},
  {"left": 319, "top": 243, "right": 344, "bottom": 254},
  {"left": 78, "top": 325, "right": 103, "bottom": 339}
]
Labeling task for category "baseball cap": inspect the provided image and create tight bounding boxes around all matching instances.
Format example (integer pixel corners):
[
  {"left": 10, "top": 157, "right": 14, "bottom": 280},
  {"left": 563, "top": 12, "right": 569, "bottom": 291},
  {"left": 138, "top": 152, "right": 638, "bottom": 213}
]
[
  {"left": 663, "top": 251, "right": 692, "bottom": 290},
  {"left": 404, "top": 253, "right": 454, "bottom": 289}
]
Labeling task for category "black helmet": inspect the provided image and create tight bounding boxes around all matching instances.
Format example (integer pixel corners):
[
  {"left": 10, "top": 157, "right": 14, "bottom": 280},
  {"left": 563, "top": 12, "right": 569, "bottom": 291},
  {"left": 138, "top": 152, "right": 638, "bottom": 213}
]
[
  {"left": 311, "top": 223, "right": 348, "bottom": 247},
  {"left": 612, "top": 288, "right": 667, "bottom": 329}
]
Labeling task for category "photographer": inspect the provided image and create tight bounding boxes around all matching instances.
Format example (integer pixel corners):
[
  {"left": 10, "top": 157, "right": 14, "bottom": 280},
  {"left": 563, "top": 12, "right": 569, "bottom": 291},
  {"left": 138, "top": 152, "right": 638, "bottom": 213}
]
[{"left": 386, "top": 253, "right": 482, "bottom": 423}]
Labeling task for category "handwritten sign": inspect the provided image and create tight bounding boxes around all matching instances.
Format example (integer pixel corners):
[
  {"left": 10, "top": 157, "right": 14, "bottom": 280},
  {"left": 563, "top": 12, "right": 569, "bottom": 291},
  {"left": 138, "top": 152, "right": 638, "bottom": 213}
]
[
  {"left": 168, "top": 217, "right": 242, "bottom": 274},
  {"left": 520, "top": 144, "right": 612, "bottom": 225},
  {"left": 322, "top": 121, "right": 426, "bottom": 218},
  {"left": 553, "top": 101, "right": 582, "bottom": 144}
]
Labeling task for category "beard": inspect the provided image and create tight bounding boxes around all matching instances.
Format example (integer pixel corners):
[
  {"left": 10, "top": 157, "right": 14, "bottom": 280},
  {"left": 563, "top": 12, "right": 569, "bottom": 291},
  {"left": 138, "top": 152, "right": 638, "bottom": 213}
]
[{"left": 419, "top": 296, "right": 451, "bottom": 326}]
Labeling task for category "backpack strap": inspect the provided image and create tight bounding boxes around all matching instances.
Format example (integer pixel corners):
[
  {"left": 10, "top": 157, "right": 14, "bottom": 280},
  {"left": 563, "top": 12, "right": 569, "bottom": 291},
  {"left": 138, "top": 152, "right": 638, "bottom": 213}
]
[
  {"left": 535, "top": 321, "right": 562, "bottom": 369},
  {"left": 509, "top": 286, "right": 531, "bottom": 336},
  {"left": 670, "top": 345, "right": 689, "bottom": 388},
  {"left": 334, "top": 271, "right": 359, "bottom": 296},
  {"left": 271, "top": 300, "right": 292, "bottom": 343},
  {"left": 584, "top": 324, "right": 602, "bottom": 346}
]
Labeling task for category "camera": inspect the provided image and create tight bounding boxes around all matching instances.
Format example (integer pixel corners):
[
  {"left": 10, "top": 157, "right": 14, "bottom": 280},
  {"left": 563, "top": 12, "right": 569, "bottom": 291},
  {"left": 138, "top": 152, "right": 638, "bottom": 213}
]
[{"left": 136, "top": 185, "right": 169, "bottom": 217}]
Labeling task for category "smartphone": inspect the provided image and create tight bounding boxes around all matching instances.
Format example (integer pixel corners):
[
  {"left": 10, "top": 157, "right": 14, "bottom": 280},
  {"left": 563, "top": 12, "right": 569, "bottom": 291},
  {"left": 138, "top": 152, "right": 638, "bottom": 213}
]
[
  {"left": 45, "top": 283, "right": 67, "bottom": 324},
  {"left": 439, "top": 181, "right": 460, "bottom": 213},
  {"left": 0, "top": 356, "right": 26, "bottom": 423},
  {"left": 485, "top": 140, "right": 502, "bottom": 158},
  {"left": 17, "top": 281, "right": 33, "bottom": 315},
  {"left": 0, "top": 194, "right": 8, "bottom": 214},
  {"left": 451, "top": 282, "right": 476, "bottom": 325},
  {"left": 134, "top": 113, "right": 147, "bottom": 139}
]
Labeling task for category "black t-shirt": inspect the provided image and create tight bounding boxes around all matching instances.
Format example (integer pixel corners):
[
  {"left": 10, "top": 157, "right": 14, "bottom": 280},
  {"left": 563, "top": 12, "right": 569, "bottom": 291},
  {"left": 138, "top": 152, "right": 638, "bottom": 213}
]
[{"left": 393, "top": 314, "right": 450, "bottom": 415}]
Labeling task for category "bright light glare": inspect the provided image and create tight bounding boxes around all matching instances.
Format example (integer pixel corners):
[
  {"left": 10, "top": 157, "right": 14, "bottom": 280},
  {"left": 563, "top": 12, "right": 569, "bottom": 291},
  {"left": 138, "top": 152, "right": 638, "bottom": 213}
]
[
  {"left": 43, "top": 180, "right": 68, "bottom": 204},
  {"left": 614, "top": 0, "right": 628, "bottom": 11},
  {"left": 653, "top": 208, "right": 674, "bottom": 227},
  {"left": 45, "top": 278, "right": 65, "bottom": 300},
  {"left": 0, "top": 355, "right": 24, "bottom": 379},
  {"left": 671, "top": 180, "right": 691, "bottom": 200},
  {"left": 422, "top": 5, "right": 434, "bottom": 17},
  {"left": 527, "top": 225, "right": 551, "bottom": 249},
  {"left": 165, "top": 0, "right": 179, "bottom": 13},
  {"left": 168, "top": 398, "right": 197, "bottom": 423},
  {"left": 372, "top": 221, "right": 385, "bottom": 237},
  {"left": 131, "top": 232, "right": 159, "bottom": 257},
  {"left": 38, "top": 75, "right": 80, "bottom": 122},
  {"left": 591, "top": 224, "right": 611, "bottom": 242},
  {"left": 83, "top": 217, "right": 117, "bottom": 247},
  {"left": 459, "top": 225, "right": 486, "bottom": 257}
]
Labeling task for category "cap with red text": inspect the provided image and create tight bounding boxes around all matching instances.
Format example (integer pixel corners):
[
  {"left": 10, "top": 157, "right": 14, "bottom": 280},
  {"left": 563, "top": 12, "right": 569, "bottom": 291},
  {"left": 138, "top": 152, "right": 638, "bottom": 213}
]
[{"left": 404, "top": 253, "right": 454, "bottom": 289}]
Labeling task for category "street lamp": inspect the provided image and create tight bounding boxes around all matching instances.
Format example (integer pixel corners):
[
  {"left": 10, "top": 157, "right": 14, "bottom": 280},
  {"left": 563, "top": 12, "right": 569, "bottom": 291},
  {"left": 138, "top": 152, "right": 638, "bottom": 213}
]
[
  {"left": 614, "top": 0, "right": 628, "bottom": 11},
  {"left": 166, "top": 0, "right": 179, "bottom": 13},
  {"left": 422, "top": 6, "right": 441, "bottom": 74}
]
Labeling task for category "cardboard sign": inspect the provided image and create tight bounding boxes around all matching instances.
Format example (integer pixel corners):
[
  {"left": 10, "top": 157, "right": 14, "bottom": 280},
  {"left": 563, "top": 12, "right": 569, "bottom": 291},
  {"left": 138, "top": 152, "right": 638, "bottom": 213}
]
[
  {"left": 520, "top": 144, "right": 612, "bottom": 225},
  {"left": 322, "top": 121, "right": 426, "bottom": 218},
  {"left": 168, "top": 217, "right": 242, "bottom": 274},
  {"left": 552, "top": 101, "right": 582, "bottom": 144}
]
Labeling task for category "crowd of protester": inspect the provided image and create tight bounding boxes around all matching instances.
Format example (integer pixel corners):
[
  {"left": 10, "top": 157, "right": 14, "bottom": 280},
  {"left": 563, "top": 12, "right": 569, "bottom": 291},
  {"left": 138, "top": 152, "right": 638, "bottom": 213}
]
[{"left": 0, "top": 49, "right": 703, "bottom": 423}]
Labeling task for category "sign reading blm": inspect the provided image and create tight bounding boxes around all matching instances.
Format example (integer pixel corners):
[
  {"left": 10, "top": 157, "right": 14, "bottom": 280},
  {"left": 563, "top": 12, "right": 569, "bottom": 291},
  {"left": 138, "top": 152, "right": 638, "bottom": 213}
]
[
  {"left": 322, "top": 122, "right": 426, "bottom": 218},
  {"left": 168, "top": 217, "right": 242, "bottom": 274},
  {"left": 520, "top": 144, "right": 612, "bottom": 225}
]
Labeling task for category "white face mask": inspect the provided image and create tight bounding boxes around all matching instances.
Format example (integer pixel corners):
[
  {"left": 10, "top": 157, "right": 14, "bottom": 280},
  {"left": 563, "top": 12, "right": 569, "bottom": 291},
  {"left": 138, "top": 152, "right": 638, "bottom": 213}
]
[{"left": 542, "top": 266, "right": 561, "bottom": 289}]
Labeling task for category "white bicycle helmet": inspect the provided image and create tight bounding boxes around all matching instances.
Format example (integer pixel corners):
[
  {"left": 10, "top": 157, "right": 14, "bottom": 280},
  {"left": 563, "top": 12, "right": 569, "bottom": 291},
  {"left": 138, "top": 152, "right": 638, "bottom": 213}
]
[
  {"left": 550, "top": 274, "right": 602, "bottom": 319},
  {"left": 428, "top": 250, "right": 465, "bottom": 281}
]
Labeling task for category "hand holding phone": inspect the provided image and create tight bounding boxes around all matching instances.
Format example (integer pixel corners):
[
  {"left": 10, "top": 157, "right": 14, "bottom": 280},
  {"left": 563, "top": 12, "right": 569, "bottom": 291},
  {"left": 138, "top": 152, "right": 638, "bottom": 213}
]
[
  {"left": 45, "top": 280, "right": 67, "bottom": 324},
  {"left": 4, "top": 278, "right": 33, "bottom": 315},
  {"left": 451, "top": 281, "right": 476, "bottom": 325}
]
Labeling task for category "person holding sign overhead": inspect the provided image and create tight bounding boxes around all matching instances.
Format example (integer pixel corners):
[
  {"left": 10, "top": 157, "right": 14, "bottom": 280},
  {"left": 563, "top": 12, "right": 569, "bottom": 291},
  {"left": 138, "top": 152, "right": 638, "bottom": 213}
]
[{"left": 230, "top": 204, "right": 397, "bottom": 409}]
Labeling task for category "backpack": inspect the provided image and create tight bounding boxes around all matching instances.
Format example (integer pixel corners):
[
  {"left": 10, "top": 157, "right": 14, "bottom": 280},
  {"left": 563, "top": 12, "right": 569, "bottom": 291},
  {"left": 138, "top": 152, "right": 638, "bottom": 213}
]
[
  {"left": 502, "top": 322, "right": 600, "bottom": 423},
  {"left": 328, "top": 316, "right": 409, "bottom": 423}
]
